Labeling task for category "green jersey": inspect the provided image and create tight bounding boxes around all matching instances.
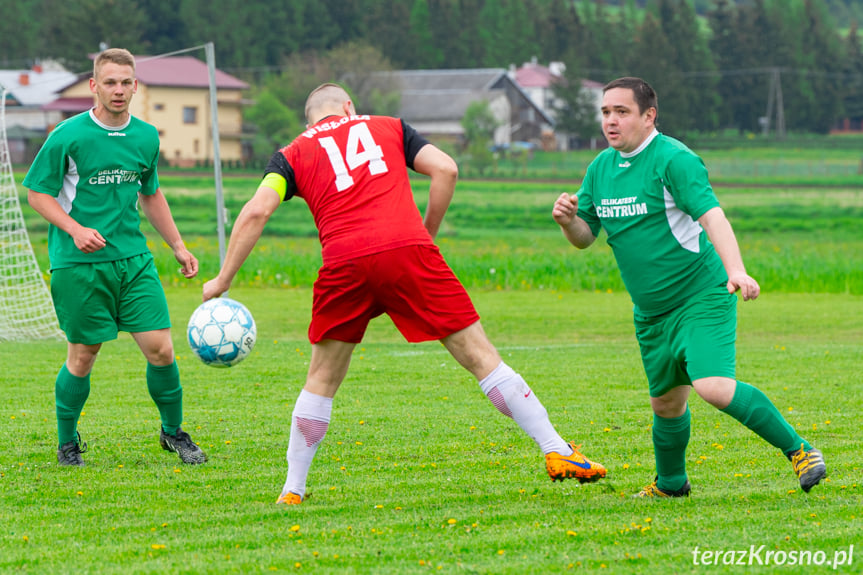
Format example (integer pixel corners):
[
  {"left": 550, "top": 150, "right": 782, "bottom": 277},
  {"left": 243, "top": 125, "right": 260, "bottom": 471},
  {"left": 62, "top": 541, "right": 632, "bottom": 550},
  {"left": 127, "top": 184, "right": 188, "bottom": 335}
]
[
  {"left": 577, "top": 130, "right": 726, "bottom": 317},
  {"left": 23, "top": 110, "right": 160, "bottom": 270}
]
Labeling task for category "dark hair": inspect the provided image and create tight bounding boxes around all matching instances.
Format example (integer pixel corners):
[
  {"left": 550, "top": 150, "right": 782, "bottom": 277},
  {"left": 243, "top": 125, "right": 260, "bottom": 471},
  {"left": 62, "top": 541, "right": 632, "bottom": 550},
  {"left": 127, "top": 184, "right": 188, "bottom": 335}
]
[{"left": 603, "top": 77, "right": 657, "bottom": 116}]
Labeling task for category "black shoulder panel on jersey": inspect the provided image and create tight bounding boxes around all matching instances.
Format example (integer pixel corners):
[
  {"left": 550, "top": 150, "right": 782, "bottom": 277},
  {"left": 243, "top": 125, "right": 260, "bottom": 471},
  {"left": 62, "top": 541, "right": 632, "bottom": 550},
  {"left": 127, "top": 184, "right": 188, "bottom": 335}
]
[
  {"left": 401, "top": 120, "right": 430, "bottom": 170},
  {"left": 264, "top": 150, "right": 298, "bottom": 200}
]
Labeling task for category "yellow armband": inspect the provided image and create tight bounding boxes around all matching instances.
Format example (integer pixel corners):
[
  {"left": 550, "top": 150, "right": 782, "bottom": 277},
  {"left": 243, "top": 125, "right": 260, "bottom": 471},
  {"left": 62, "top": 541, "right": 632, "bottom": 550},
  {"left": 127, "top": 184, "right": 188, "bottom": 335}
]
[{"left": 261, "top": 172, "right": 288, "bottom": 201}]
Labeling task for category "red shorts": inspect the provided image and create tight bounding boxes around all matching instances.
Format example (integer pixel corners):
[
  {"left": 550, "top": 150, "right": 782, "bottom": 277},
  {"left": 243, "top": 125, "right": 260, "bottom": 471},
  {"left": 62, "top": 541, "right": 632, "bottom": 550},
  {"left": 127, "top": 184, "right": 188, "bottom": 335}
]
[{"left": 309, "top": 244, "right": 479, "bottom": 344}]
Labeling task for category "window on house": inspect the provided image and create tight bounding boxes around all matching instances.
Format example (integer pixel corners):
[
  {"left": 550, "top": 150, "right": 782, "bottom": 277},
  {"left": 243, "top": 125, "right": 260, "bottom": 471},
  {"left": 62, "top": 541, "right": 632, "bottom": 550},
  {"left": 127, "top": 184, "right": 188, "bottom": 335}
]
[
  {"left": 154, "top": 103, "right": 164, "bottom": 111},
  {"left": 183, "top": 107, "right": 198, "bottom": 124}
]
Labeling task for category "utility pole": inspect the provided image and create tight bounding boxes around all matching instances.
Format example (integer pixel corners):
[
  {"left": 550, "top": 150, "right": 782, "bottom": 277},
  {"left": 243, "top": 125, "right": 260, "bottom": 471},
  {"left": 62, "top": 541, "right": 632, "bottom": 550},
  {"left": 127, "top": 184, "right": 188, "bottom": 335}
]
[{"left": 764, "top": 67, "right": 786, "bottom": 139}]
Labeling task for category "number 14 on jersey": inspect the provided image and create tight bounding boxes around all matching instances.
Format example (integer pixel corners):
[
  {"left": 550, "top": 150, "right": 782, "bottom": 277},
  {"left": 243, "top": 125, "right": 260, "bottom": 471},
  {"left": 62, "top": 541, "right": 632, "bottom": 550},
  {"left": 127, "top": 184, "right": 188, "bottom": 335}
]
[{"left": 318, "top": 122, "right": 389, "bottom": 192}]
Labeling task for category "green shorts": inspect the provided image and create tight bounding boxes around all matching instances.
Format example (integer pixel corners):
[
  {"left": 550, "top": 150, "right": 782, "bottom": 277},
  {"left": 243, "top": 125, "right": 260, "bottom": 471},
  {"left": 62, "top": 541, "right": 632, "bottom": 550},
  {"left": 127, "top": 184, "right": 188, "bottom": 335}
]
[
  {"left": 50, "top": 253, "right": 171, "bottom": 344},
  {"left": 634, "top": 284, "right": 737, "bottom": 398}
]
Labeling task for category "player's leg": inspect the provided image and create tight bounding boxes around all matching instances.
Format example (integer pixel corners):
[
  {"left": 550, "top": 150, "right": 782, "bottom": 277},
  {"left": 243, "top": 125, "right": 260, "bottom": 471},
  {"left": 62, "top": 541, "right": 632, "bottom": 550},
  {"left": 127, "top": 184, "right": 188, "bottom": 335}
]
[
  {"left": 637, "top": 385, "right": 692, "bottom": 497},
  {"left": 55, "top": 342, "right": 101, "bottom": 465},
  {"left": 633, "top": 306, "right": 694, "bottom": 497},
  {"left": 124, "top": 254, "right": 206, "bottom": 464},
  {"left": 687, "top": 286, "right": 825, "bottom": 492},
  {"left": 132, "top": 327, "right": 207, "bottom": 464},
  {"left": 279, "top": 339, "right": 356, "bottom": 504},
  {"left": 375, "top": 245, "right": 605, "bottom": 482},
  {"left": 441, "top": 321, "right": 606, "bottom": 483},
  {"left": 50, "top": 264, "right": 116, "bottom": 466}
]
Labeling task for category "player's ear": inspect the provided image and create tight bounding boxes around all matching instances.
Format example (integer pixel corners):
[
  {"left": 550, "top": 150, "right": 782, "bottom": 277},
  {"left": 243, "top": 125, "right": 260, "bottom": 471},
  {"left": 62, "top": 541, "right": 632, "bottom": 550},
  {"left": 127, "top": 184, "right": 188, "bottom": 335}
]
[{"left": 344, "top": 100, "right": 355, "bottom": 116}]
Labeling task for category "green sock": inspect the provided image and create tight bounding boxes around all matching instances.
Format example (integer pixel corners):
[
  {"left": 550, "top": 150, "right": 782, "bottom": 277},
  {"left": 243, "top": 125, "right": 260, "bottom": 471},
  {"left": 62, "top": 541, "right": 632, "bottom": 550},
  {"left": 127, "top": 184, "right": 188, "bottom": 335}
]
[
  {"left": 55, "top": 364, "right": 90, "bottom": 447},
  {"left": 720, "top": 381, "right": 810, "bottom": 456},
  {"left": 147, "top": 361, "right": 183, "bottom": 436},
  {"left": 653, "top": 406, "right": 691, "bottom": 492}
]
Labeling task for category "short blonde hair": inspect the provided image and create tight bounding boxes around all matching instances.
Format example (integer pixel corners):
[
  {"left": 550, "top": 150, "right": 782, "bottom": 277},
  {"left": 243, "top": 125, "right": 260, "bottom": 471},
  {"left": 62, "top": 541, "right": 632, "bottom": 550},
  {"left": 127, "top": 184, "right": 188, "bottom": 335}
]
[
  {"left": 94, "top": 48, "right": 136, "bottom": 79},
  {"left": 304, "top": 83, "right": 350, "bottom": 124}
]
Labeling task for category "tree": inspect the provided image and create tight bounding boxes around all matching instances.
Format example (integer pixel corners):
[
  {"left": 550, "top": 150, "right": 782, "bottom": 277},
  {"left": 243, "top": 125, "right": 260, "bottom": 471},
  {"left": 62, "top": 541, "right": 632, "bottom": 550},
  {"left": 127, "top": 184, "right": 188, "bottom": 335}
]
[
  {"left": 478, "top": 0, "right": 535, "bottom": 67},
  {"left": 137, "top": 0, "right": 188, "bottom": 57},
  {"left": 456, "top": 0, "right": 485, "bottom": 68},
  {"left": 327, "top": 42, "right": 400, "bottom": 116},
  {"left": 706, "top": 0, "right": 741, "bottom": 130},
  {"left": 41, "top": 0, "right": 149, "bottom": 71},
  {"left": 461, "top": 100, "right": 499, "bottom": 174},
  {"left": 708, "top": 0, "right": 772, "bottom": 133},
  {"left": 244, "top": 90, "right": 303, "bottom": 162},
  {"left": 535, "top": 0, "right": 583, "bottom": 64},
  {"left": 408, "top": 0, "right": 444, "bottom": 68},
  {"left": 362, "top": 0, "right": 414, "bottom": 68},
  {"left": 551, "top": 62, "right": 602, "bottom": 147},
  {"left": 0, "top": 0, "right": 42, "bottom": 66},
  {"left": 654, "top": 0, "right": 719, "bottom": 133},
  {"left": 626, "top": 12, "right": 686, "bottom": 136},
  {"left": 798, "top": 0, "right": 844, "bottom": 133},
  {"left": 841, "top": 22, "right": 863, "bottom": 125}
]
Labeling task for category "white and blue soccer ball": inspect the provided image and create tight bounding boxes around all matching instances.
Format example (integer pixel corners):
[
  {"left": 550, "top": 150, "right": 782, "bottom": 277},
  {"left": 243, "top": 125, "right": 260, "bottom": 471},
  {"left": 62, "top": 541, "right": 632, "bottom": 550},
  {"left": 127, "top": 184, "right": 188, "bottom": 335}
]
[{"left": 187, "top": 297, "right": 256, "bottom": 367}]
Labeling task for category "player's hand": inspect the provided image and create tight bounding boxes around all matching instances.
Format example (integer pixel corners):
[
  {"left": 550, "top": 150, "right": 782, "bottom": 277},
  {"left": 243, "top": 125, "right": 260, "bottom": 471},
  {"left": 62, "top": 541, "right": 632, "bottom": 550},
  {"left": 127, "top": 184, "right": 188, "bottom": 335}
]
[
  {"left": 552, "top": 192, "right": 579, "bottom": 226},
  {"left": 727, "top": 273, "right": 760, "bottom": 301},
  {"left": 202, "top": 277, "right": 229, "bottom": 302},
  {"left": 72, "top": 227, "right": 107, "bottom": 253},
  {"left": 174, "top": 246, "right": 199, "bottom": 279}
]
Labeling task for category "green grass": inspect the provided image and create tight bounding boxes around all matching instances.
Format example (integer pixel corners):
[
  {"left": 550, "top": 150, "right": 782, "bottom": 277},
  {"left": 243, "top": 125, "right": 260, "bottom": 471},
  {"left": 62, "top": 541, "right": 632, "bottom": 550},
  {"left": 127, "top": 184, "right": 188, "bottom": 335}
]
[
  {"left": 2, "top": 288, "right": 861, "bottom": 573},
  {"left": 17, "top": 174, "right": 863, "bottom": 295},
  {"left": 457, "top": 145, "right": 863, "bottom": 183},
  {"left": 6, "top": 150, "right": 863, "bottom": 572}
]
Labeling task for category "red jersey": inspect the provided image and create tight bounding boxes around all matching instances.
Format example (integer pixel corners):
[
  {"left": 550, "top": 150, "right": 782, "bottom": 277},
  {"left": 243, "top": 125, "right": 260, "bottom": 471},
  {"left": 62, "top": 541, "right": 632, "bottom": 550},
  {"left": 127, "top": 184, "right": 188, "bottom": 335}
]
[{"left": 266, "top": 115, "right": 433, "bottom": 265}]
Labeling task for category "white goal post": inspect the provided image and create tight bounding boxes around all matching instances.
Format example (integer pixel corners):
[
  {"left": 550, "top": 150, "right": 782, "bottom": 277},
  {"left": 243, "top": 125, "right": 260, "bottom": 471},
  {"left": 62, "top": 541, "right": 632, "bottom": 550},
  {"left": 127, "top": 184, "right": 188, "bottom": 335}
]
[{"left": 0, "top": 87, "right": 64, "bottom": 341}]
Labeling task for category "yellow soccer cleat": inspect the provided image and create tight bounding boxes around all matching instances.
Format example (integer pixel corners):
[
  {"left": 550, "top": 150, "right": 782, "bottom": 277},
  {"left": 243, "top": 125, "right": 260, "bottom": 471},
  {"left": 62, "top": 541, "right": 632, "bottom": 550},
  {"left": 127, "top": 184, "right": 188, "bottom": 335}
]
[{"left": 545, "top": 442, "right": 607, "bottom": 483}]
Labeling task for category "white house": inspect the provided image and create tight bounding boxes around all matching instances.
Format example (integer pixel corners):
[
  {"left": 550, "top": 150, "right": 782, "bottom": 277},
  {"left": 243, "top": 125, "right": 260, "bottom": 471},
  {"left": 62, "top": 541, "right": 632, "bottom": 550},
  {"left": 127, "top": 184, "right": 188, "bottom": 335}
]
[
  {"left": 387, "top": 68, "right": 554, "bottom": 148},
  {"left": 510, "top": 58, "right": 604, "bottom": 150}
]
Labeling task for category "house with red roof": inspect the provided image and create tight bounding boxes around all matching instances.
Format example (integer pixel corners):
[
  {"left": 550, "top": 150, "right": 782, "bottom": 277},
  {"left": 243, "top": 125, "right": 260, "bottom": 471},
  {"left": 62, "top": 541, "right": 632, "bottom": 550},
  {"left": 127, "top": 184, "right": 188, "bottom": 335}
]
[
  {"left": 0, "top": 62, "right": 79, "bottom": 163},
  {"left": 54, "top": 55, "right": 248, "bottom": 167},
  {"left": 510, "top": 58, "right": 604, "bottom": 150}
]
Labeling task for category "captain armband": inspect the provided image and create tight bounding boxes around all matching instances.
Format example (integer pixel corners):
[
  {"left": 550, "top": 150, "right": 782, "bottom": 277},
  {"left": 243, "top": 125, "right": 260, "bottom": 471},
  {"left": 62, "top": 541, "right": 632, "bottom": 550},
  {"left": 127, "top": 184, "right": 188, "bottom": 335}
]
[{"left": 261, "top": 172, "right": 288, "bottom": 201}]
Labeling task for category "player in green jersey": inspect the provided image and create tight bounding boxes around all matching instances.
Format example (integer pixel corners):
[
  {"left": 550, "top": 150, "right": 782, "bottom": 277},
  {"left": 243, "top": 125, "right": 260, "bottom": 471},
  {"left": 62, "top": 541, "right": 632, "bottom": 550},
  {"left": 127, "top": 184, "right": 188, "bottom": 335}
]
[
  {"left": 24, "top": 48, "right": 207, "bottom": 467},
  {"left": 552, "top": 77, "right": 826, "bottom": 496}
]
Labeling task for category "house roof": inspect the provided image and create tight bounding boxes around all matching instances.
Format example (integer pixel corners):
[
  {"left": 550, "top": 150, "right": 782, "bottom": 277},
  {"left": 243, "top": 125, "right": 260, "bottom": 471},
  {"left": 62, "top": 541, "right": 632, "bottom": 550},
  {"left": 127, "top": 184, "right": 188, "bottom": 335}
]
[
  {"left": 392, "top": 69, "right": 553, "bottom": 125},
  {"left": 135, "top": 56, "right": 248, "bottom": 90},
  {"left": 42, "top": 97, "right": 94, "bottom": 112},
  {"left": 514, "top": 63, "right": 559, "bottom": 88},
  {"left": 513, "top": 61, "right": 604, "bottom": 91},
  {"left": 0, "top": 69, "right": 79, "bottom": 106}
]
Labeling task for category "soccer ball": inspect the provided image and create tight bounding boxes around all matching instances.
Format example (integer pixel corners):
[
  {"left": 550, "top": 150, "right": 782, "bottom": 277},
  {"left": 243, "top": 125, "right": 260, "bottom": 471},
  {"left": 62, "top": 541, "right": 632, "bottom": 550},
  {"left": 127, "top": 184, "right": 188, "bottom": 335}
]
[{"left": 187, "top": 297, "right": 257, "bottom": 367}]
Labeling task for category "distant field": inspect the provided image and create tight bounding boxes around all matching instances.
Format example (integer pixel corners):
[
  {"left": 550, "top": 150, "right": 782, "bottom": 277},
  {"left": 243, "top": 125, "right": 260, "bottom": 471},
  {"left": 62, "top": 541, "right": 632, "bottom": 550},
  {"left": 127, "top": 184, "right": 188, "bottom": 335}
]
[{"left": 18, "top": 156, "right": 863, "bottom": 295}]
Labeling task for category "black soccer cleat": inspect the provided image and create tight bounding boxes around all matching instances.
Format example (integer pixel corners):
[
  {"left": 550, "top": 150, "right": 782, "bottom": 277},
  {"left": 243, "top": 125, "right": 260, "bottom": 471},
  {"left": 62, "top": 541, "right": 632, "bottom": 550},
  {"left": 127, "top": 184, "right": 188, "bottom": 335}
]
[
  {"left": 788, "top": 444, "right": 826, "bottom": 493},
  {"left": 57, "top": 431, "right": 88, "bottom": 466},
  {"left": 160, "top": 427, "right": 208, "bottom": 465}
]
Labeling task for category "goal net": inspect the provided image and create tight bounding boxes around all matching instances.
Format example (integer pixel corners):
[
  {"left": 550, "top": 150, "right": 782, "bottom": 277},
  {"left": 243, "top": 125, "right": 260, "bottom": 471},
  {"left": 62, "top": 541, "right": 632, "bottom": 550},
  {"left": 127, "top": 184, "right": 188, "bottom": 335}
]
[{"left": 0, "top": 88, "right": 64, "bottom": 341}]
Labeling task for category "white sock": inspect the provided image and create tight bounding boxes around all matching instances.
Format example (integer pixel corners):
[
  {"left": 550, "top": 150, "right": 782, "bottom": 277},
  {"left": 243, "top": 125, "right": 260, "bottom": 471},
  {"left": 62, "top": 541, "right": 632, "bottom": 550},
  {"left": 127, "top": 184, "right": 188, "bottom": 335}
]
[
  {"left": 478, "top": 362, "right": 571, "bottom": 455},
  {"left": 282, "top": 389, "right": 333, "bottom": 498}
]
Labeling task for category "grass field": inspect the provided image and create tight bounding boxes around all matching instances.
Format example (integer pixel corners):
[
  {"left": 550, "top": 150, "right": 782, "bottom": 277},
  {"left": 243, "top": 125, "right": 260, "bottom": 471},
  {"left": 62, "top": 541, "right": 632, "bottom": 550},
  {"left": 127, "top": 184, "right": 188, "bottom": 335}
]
[
  {"left": 2, "top": 288, "right": 861, "bottom": 573},
  {"left": 4, "top": 150, "right": 863, "bottom": 573}
]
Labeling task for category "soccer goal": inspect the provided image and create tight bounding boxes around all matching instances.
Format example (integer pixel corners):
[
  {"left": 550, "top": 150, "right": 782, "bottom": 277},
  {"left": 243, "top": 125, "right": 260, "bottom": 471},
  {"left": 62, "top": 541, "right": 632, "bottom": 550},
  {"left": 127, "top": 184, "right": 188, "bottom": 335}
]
[{"left": 0, "top": 88, "right": 64, "bottom": 341}]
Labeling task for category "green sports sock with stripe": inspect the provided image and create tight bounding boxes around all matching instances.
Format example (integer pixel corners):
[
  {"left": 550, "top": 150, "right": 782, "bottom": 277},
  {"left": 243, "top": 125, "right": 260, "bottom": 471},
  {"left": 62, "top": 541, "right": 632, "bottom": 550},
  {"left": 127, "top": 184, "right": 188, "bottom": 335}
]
[
  {"left": 147, "top": 361, "right": 183, "bottom": 436},
  {"left": 720, "top": 380, "right": 811, "bottom": 456},
  {"left": 55, "top": 364, "right": 90, "bottom": 447},
  {"left": 653, "top": 406, "right": 691, "bottom": 493}
]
